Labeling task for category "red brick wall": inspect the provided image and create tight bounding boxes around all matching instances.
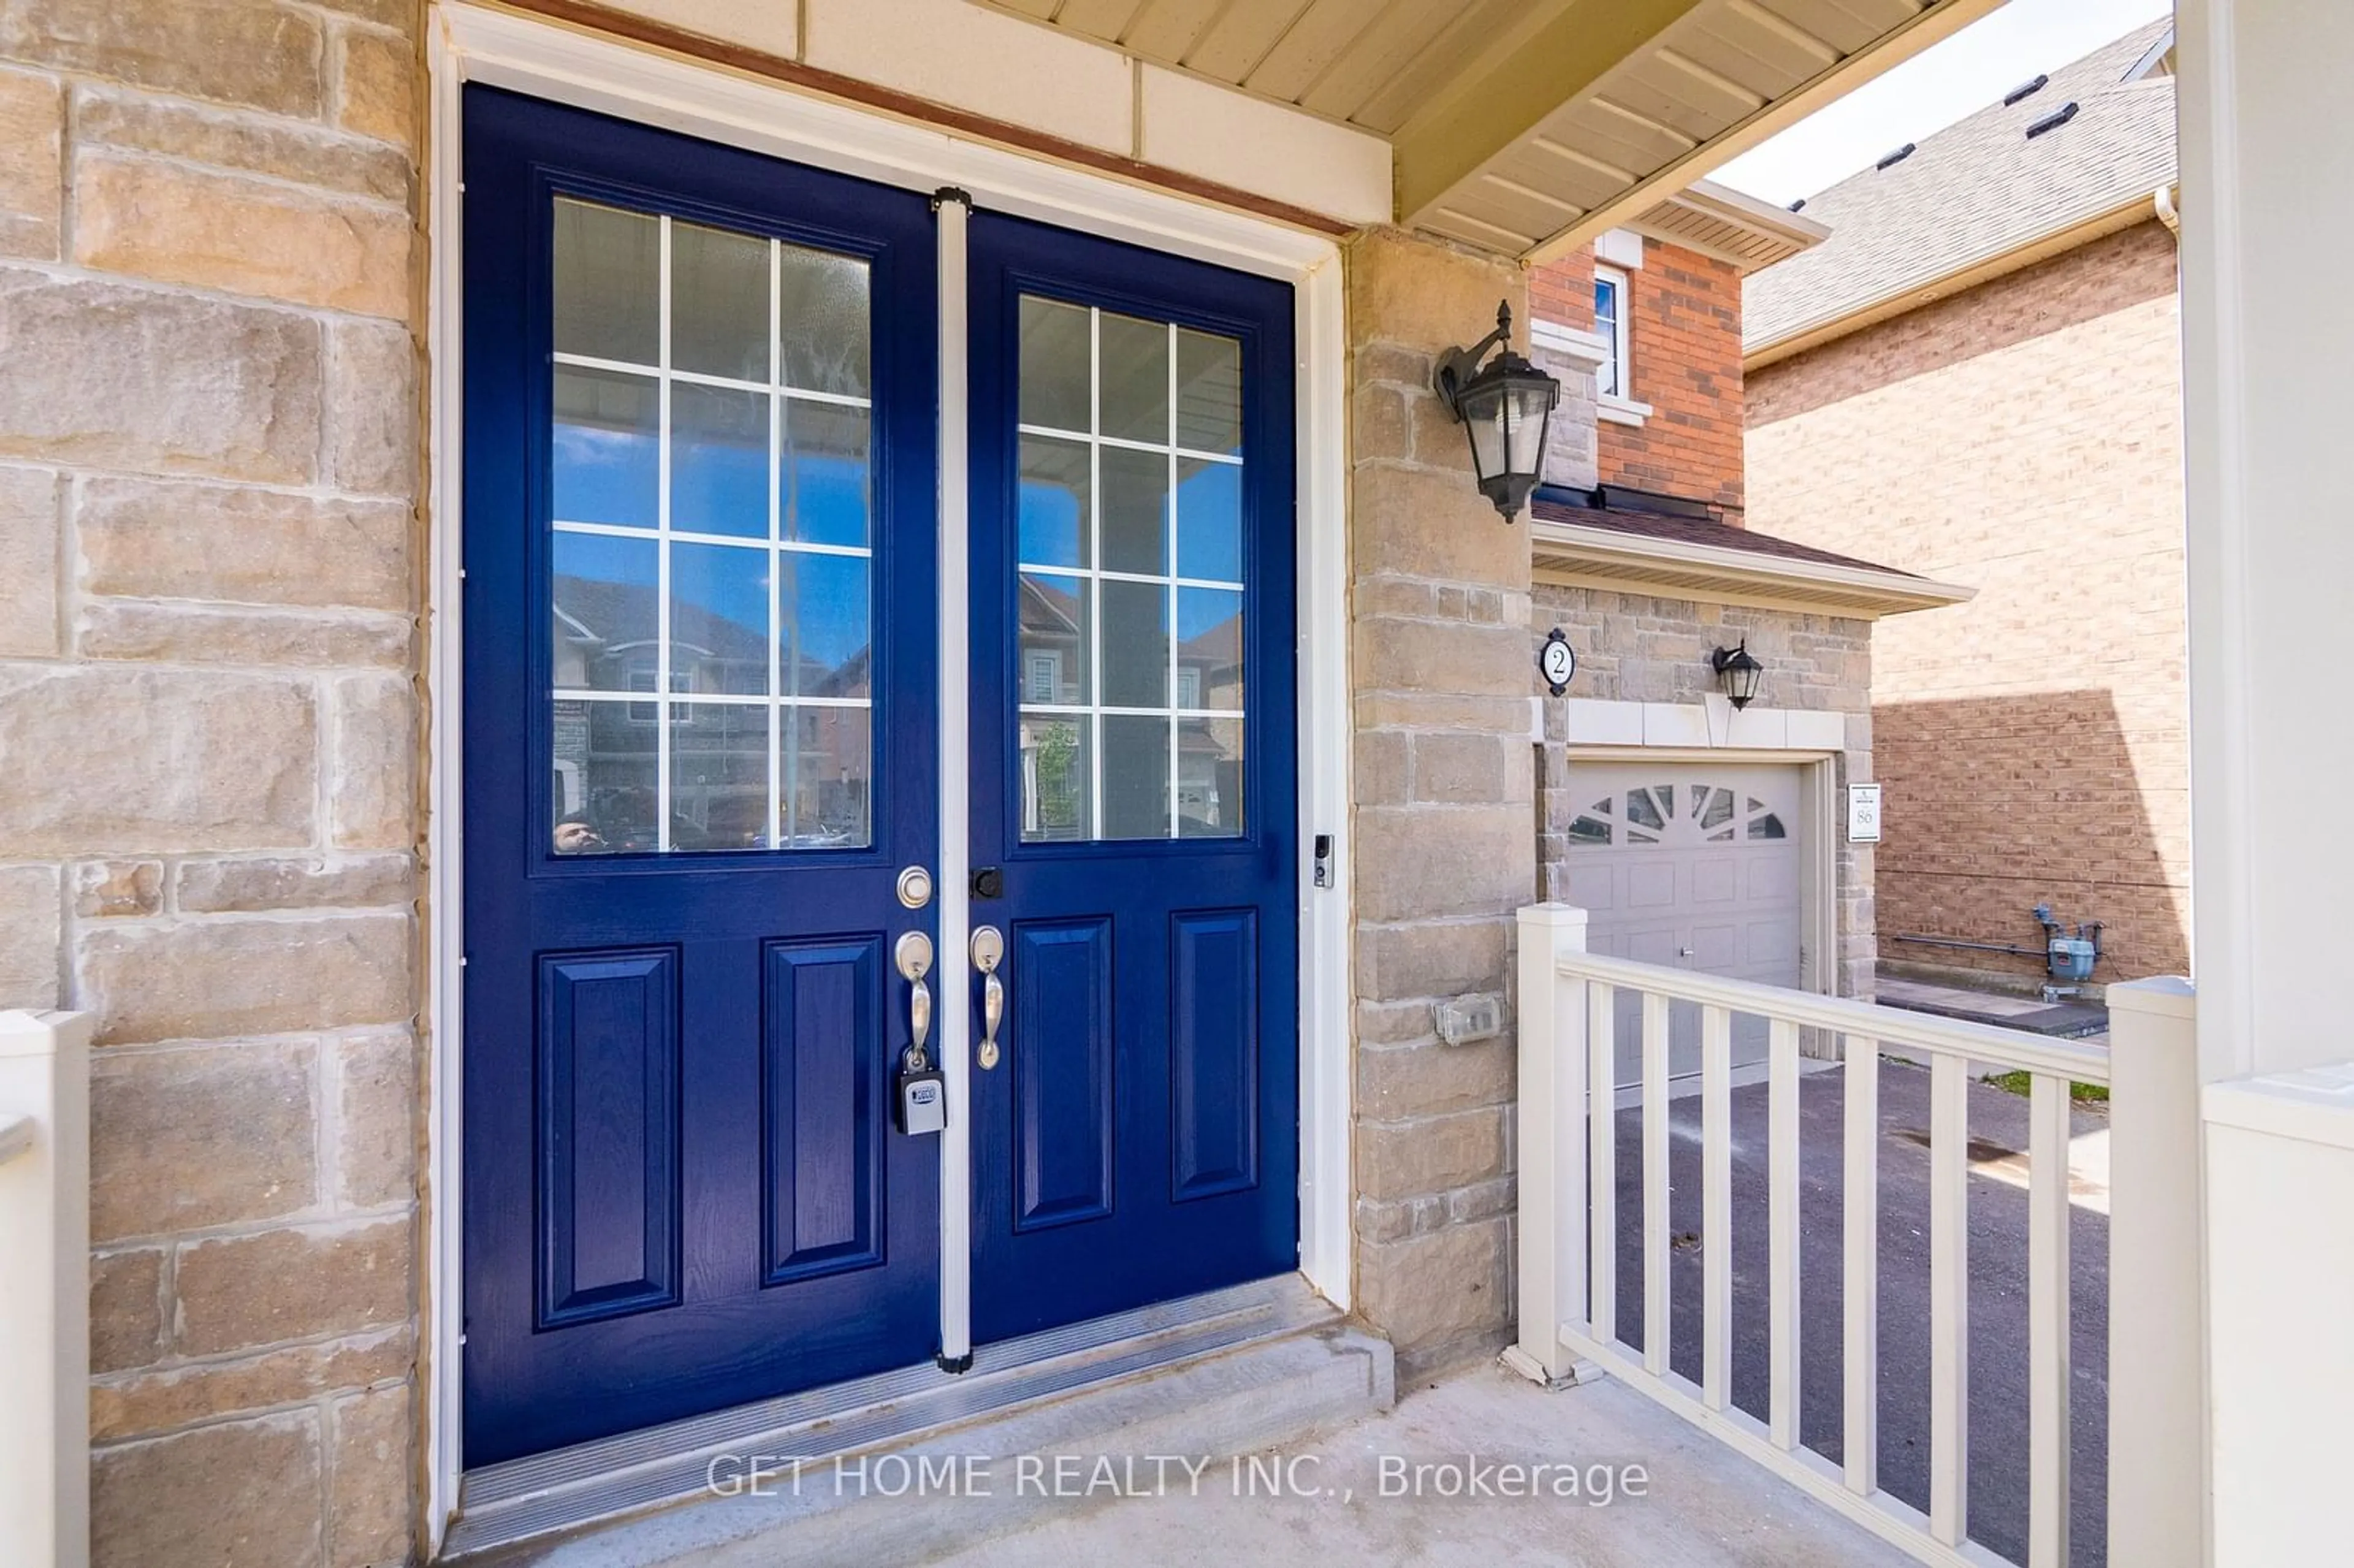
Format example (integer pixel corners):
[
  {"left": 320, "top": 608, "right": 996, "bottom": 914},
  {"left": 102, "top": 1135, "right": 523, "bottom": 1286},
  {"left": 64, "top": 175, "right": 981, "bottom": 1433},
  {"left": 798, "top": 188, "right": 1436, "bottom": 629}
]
[
  {"left": 1601, "top": 242, "right": 1746, "bottom": 516},
  {"left": 1530, "top": 239, "right": 1747, "bottom": 517},
  {"left": 1529, "top": 246, "right": 1594, "bottom": 335},
  {"left": 1746, "top": 221, "right": 2188, "bottom": 986}
]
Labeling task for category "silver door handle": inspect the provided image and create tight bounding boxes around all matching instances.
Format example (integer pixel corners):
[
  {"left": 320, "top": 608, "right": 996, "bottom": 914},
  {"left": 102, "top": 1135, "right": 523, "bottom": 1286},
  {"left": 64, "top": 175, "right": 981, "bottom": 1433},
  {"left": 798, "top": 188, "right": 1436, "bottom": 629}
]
[
  {"left": 896, "top": 931, "right": 934, "bottom": 1065},
  {"left": 972, "top": 926, "right": 1006, "bottom": 1071}
]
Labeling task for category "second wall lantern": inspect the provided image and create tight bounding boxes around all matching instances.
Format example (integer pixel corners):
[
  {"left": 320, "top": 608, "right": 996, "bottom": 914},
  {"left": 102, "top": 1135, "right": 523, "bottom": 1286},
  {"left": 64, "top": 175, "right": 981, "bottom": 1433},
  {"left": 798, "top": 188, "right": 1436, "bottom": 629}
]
[
  {"left": 1711, "top": 642, "right": 1766, "bottom": 709},
  {"left": 1434, "top": 300, "right": 1560, "bottom": 520}
]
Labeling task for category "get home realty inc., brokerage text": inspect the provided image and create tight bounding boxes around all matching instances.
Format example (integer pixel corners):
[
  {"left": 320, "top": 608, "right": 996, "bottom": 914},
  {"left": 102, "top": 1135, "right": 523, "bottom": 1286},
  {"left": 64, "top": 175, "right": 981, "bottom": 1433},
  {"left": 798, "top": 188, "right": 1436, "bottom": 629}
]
[{"left": 706, "top": 1451, "right": 1654, "bottom": 1505}]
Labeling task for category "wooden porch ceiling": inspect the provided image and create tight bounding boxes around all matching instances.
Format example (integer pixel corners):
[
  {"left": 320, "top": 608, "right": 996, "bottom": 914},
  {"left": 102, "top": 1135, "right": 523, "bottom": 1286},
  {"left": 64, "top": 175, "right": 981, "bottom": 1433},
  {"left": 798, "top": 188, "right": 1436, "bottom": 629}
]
[{"left": 974, "top": 0, "right": 2002, "bottom": 261}]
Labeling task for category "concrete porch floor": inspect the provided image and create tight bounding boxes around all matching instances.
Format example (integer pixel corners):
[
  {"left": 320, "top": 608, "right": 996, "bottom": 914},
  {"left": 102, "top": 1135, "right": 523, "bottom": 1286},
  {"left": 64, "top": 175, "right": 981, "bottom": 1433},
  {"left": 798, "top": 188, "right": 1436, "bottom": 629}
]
[{"left": 925, "top": 1360, "right": 1913, "bottom": 1567}]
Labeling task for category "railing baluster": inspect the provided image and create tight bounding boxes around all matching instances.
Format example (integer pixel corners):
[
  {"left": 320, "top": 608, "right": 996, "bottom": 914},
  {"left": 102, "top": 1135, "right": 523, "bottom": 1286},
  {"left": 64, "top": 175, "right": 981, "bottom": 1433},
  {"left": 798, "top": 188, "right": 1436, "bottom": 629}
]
[
  {"left": 1842, "top": 1033, "right": 1878, "bottom": 1496},
  {"left": 1767, "top": 1016, "right": 1802, "bottom": 1450},
  {"left": 1701, "top": 1003, "right": 1733, "bottom": 1411},
  {"left": 1642, "top": 990, "right": 1670, "bottom": 1376},
  {"left": 1588, "top": 981, "right": 1617, "bottom": 1344},
  {"left": 1929, "top": 1051, "right": 1971, "bottom": 1545},
  {"left": 2028, "top": 1072, "right": 2073, "bottom": 1568}
]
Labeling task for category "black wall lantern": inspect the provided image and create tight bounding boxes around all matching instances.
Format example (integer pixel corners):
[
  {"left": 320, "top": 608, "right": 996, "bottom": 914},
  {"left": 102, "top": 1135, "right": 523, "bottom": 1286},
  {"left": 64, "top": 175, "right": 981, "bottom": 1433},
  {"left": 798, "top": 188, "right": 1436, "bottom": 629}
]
[
  {"left": 1434, "top": 300, "right": 1560, "bottom": 520},
  {"left": 1711, "top": 642, "right": 1765, "bottom": 709}
]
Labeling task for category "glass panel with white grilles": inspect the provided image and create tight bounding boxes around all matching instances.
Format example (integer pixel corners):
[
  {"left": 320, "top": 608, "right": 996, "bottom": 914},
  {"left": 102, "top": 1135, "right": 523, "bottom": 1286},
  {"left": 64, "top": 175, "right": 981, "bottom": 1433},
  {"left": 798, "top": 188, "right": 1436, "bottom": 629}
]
[
  {"left": 1014, "top": 295, "right": 1247, "bottom": 843},
  {"left": 547, "top": 197, "right": 874, "bottom": 854}
]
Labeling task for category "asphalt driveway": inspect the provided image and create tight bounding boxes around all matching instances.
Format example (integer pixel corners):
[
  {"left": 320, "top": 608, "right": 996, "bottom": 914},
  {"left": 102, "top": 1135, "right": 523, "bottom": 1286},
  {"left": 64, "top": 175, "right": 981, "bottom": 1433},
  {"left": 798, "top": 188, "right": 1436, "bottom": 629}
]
[{"left": 1605, "top": 1058, "right": 2111, "bottom": 1566}]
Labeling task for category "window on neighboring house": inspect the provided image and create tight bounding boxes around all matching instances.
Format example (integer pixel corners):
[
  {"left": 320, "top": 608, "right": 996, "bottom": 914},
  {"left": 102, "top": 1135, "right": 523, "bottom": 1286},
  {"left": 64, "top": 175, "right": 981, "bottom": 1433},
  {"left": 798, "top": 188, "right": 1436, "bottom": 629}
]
[
  {"left": 1594, "top": 265, "right": 1630, "bottom": 400},
  {"left": 627, "top": 664, "right": 691, "bottom": 725},
  {"left": 1026, "top": 650, "right": 1064, "bottom": 705},
  {"left": 1176, "top": 668, "right": 1202, "bottom": 709}
]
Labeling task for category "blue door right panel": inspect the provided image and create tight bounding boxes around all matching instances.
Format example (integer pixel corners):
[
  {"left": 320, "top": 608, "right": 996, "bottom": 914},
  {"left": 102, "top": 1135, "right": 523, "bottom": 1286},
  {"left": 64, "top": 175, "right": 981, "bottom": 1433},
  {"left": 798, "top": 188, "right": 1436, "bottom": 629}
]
[{"left": 966, "top": 214, "right": 1300, "bottom": 1342}]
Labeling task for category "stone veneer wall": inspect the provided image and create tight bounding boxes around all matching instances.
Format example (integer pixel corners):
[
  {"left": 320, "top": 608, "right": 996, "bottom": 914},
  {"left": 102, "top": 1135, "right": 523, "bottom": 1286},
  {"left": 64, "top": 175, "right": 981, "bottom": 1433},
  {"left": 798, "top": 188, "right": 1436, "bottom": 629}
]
[
  {"left": 1531, "top": 587, "right": 1878, "bottom": 1001},
  {"left": 1343, "top": 229, "right": 1539, "bottom": 1377},
  {"left": 0, "top": 4, "right": 425, "bottom": 1565}
]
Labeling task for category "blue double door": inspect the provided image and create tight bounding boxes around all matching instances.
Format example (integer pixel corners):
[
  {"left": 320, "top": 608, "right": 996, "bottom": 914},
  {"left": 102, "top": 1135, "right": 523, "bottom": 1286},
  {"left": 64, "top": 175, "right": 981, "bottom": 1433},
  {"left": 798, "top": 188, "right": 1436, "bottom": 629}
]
[{"left": 461, "top": 91, "right": 1298, "bottom": 1466}]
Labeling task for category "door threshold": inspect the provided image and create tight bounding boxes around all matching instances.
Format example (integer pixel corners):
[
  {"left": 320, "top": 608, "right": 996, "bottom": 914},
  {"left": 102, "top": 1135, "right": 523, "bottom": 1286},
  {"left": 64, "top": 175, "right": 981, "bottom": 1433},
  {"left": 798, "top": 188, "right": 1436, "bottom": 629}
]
[{"left": 443, "top": 1275, "right": 1343, "bottom": 1560}]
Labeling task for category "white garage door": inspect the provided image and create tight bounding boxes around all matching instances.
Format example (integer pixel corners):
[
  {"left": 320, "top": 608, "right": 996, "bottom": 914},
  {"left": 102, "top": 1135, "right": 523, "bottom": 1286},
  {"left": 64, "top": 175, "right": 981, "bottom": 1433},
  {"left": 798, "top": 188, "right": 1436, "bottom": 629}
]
[{"left": 1560, "top": 763, "right": 1804, "bottom": 1084}]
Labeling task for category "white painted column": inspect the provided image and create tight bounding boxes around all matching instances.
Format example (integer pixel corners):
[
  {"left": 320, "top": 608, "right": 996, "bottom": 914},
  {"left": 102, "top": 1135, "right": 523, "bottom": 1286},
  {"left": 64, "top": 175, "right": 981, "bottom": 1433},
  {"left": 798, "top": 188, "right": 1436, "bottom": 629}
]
[
  {"left": 2176, "top": 5, "right": 2354, "bottom": 1562},
  {"left": 2177, "top": 0, "right": 2354, "bottom": 1079},
  {"left": 0, "top": 1010, "right": 91, "bottom": 1568},
  {"left": 934, "top": 188, "right": 973, "bottom": 1367}
]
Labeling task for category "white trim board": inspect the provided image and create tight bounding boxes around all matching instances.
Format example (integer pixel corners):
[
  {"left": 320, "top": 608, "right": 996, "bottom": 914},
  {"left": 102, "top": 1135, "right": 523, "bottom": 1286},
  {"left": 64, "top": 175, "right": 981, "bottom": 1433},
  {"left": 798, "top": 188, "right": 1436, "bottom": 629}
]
[
  {"left": 1530, "top": 318, "right": 1609, "bottom": 368},
  {"left": 424, "top": 4, "right": 1352, "bottom": 1547},
  {"left": 1555, "top": 696, "right": 1851, "bottom": 753},
  {"left": 933, "top": 191, "right": 974, "bottom": 1367}
]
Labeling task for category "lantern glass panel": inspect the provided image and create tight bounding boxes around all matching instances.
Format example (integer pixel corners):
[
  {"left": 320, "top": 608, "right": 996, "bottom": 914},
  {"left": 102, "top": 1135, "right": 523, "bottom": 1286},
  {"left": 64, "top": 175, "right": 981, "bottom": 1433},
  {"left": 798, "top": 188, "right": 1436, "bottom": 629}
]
[
  {"left": 1504, "top": 389, "right": 1551, "bottom": 474},
  {"left": 1462, "top": 387, "right": 1508, "bottom": 482}
]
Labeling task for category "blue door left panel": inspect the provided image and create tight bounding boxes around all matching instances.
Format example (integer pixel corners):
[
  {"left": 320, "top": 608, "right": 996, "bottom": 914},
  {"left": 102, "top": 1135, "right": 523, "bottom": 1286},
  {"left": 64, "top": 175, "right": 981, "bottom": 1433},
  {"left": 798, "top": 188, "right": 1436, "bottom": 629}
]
[{"left": 461, "top": 89, "right": 940, "bottom": 1466}]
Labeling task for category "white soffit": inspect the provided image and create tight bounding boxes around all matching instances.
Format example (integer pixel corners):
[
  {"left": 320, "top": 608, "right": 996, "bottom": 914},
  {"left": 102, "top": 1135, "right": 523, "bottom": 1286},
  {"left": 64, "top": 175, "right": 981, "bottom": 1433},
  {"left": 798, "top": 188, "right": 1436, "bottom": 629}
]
[
  {"left": 1633, "top": 179, "right": 1829, "bottom": 272},
  {"left": 978, "top": 0, "right": 2002, "bottom": 260}
]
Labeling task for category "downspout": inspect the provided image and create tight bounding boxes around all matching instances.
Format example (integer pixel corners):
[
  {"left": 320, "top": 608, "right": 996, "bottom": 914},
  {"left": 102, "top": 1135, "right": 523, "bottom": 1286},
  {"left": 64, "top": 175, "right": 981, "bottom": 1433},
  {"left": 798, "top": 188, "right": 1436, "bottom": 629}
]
[{"left": 2155, "top": 181, "right": 2181, "bottom": 237}]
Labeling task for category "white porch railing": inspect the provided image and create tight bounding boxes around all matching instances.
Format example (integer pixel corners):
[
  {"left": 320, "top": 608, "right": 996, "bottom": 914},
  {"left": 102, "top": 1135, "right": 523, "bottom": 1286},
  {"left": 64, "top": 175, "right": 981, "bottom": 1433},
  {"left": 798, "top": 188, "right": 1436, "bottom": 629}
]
[
  {"left": 1514, "top": 904, "right": 2201, "bottom": 1568},
  {"left": 0, "top": 1009, "right": 91, "bottom": 1568}
]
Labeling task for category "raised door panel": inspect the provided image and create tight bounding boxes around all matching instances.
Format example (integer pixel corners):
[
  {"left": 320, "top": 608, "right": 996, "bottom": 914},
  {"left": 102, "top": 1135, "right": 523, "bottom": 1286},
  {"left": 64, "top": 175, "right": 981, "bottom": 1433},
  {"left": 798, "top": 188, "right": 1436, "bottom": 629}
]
[
  {"left": 1011, "top": 917, "right": 1115, "bottom": 1231},
  {"left": 761, "top": 937, "right": 887, "bottom": 1285},
  {"left": 1564, "top": 861, "right": 1617, "bottom": 912},
  {"left": 1170, "top": 908, "right": 1258, "bottom": 1201},
  {"left": 536, "top": 948, "right": 680, "bottom": 1328}
]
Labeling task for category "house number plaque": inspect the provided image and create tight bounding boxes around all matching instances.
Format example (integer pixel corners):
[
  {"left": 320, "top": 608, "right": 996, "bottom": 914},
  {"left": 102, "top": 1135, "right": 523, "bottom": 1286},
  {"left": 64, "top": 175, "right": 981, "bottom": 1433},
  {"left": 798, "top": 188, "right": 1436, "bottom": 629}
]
[{"left": 1538, "top": 628, "right": 1576, "bottom": 696}]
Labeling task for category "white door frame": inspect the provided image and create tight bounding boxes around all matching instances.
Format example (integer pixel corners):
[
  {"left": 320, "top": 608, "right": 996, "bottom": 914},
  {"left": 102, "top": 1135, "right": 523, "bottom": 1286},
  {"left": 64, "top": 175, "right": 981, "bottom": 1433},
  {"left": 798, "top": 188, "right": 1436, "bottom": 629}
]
[{"left": 424, "top": 4, "right": 1352, "bottom": 1545}]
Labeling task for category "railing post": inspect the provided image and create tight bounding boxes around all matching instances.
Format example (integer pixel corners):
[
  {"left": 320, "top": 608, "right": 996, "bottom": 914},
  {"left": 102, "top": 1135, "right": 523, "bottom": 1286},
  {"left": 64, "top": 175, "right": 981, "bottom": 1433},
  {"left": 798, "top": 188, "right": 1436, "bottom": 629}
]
[
  {"left": 2105, "top": 977, "right": 2204, "bottom": 1568},
  {"left": 1514, "top": 903, "right": 1590, "bottom": 1382},
  {"left": 0, "top": 1009, "right": 92, "bottom": 1568}
]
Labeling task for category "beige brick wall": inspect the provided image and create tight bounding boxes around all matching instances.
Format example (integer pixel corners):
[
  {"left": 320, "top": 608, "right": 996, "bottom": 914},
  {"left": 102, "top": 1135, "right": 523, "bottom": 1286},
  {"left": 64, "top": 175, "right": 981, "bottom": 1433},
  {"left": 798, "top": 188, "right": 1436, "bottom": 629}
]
[
  {"left": 1747, "top": 221, "right": 2188, "bottom": 984},
  {"left": 1345, "top": 229, "right": 1537, "bottom": 1377},
  {"left": 0, "top": 4, "right": 425, "bottom": 1564},
  {"left": 1530, "top": 590, "right": 1878, "bottom": 998}
]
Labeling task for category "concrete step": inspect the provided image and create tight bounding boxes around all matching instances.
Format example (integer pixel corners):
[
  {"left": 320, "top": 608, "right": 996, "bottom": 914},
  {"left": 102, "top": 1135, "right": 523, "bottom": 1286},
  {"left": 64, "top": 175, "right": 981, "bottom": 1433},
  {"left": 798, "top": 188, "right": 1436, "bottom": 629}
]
[{"left": 447, "top": 1281, "right": 1391, "bottom": 1567}]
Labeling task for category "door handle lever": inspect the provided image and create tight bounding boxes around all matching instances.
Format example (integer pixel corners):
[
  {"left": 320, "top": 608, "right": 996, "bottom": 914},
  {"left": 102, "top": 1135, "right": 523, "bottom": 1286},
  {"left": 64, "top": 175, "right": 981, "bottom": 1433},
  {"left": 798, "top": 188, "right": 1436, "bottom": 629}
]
[
  {"left": 895, "top": 931, "right": 935, "bottom": 1065},
  {"left": 972, "top": 926, "right": 1006, "bottom": 1070}
]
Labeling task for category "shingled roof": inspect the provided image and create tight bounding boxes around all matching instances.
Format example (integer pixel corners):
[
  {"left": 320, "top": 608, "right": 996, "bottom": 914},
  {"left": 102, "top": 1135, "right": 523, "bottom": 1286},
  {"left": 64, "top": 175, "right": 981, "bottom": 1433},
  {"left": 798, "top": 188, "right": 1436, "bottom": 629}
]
[{"left": 1744, "top": 19, "right": 2177, "bottom": 364}]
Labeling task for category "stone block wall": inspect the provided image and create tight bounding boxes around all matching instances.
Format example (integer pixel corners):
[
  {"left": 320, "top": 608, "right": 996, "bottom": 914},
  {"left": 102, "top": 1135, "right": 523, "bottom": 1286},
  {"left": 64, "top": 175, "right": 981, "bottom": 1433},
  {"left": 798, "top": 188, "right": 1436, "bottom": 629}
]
[
  {"left": 1747, "top": 221, "right": 2188, "bottom": 983},
  {"left": 1344, "top": 228, "right": 1537, "bottom": 1378},
  {"left": 0, "top": 4, "right": 425, "bottom": 1564},
  {"left": 1531, "top": 587, "right": 1878, "bottom": 1000}
]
